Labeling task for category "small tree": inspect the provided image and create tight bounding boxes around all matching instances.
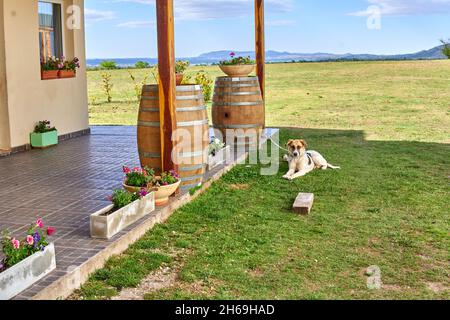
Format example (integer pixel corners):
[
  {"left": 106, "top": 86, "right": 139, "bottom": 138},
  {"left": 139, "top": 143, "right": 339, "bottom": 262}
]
[
  {"left": 135, "top": 61, "right": 150, "bottom": 69},
  {"left": 100, "top": 60, "right": 118, "bottom": 70},
  {"left": 128, "top": 70, "right": 149, "bottom": 100},
  {"left": 441, "top": 39, "right": 450, "bottom": 59},
  {"left": 101, "top": 73, "right": 113, "bottom": 103}
]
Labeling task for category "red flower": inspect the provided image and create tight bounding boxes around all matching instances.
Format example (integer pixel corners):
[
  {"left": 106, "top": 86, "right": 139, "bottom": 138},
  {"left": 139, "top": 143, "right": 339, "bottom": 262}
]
[
  {"left": 47, "top": 227, "right": 55, "bottom": 236},
  {"left": 123, "top": 166, "right": 131, "bottom": 174}
]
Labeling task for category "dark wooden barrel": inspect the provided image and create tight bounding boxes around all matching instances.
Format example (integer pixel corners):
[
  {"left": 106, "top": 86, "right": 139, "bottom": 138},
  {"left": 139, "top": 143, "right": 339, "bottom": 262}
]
[
  {"left": 212, "top": 76, "right": 264, "bottom": 149},
  {"left": 137, "top": 85, "right": 209, "bottom": 192}
]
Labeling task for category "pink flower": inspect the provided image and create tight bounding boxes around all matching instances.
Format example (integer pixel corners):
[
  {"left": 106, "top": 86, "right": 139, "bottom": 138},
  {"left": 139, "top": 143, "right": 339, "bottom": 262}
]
[
  {"left": 36, "top": 219, "right": 44, "bottom": 228},
  {"left": 11, "top": 238, "right": 20, "bottom": 249},
  {"left": 26, "top": 235, "right": 34, "bottom": 246},
  {"left": 47, "top": 227, "right": 55, "bottom": 236},
  {"left": 133, "top": 167, "right": 140, "bottom": 173},
  {"left": 123, "top": 166, "right": 131, "bottom": 174}
]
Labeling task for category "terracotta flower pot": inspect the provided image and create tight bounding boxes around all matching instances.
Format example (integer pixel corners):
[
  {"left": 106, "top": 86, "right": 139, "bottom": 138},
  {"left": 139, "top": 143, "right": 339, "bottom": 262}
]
[
  {"left": 122, "top": 181, "right": 148, "bottom": 193},
  {"left": 176, "top": 73, "right": 184, "bottom": 85},
  {"left": 154, "top": 180, "right": 181, "bottom": 206},
  {"left": 58, "top": 70, "right": 76, "bottom": 78},
  {"left": 41, "top": 70, "right": 59, "bottom": 80},
  {"left": 219, "top": 64, "right": 255, "bottom": 77}
]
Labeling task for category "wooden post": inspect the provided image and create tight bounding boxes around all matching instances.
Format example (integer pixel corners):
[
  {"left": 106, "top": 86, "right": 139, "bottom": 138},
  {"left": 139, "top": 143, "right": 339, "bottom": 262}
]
[
  {"left": 255, "top": 0, "right": 265, "bottom": 126},
  {"left": 156, "top": 0, "right": 178, "bottom": 172}
]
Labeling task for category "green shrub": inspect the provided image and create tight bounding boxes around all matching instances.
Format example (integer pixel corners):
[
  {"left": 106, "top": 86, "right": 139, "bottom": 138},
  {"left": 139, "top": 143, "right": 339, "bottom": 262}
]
[
  {"left": 110, "top": 189, "right": 140, "bottom": 210},
  {"left": 135, "top": 61, "right": 150, "bottom": 69},
  {"left": 100, "top": 60, "right": 118, "bottom": 70},
  {"left": 194, "top": 70, "right": 213, "bottom": 102}
]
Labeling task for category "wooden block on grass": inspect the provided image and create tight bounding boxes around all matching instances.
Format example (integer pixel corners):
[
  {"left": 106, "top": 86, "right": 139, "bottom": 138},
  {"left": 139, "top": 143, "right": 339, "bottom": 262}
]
[{"left": 293, "top": 193, "right": 314, "bottom": 215}]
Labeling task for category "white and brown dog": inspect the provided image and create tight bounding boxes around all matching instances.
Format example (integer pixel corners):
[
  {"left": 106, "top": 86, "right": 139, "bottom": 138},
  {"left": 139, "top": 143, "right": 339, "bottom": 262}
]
[{"left": 283, "top": 139, "right": 340, "bottom": 180}]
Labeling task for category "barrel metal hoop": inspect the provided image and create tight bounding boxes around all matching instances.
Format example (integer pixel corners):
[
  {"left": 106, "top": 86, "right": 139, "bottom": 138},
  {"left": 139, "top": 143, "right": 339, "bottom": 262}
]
[
  {"left": 214, "top": 83, "right": 258, "bottom": 88},
  {"left": 181, "top": 174, "right": 204, "bottom": 182},
  {"left": 177, "top": 119, "right": 209, "bottom": 127},
  {"left": 214, "top": 124, "right": 261, "bottom": 129},
  {"left": 176, "top": 85, "right": 202, "bottom": 92},
  {"left": 139, "top": 152, "right": 161, "bottom": 158},
  {"left": 178, "top": 150, "right": 206, "bottom": 158},
  {"left": 177, "top": 106, "right": 207, "bottom": 112},
  {"left": 214, "top": 91, "right": 260, "bottom": 96},
  {"left": 216, "top": 76, "right": 257, "bottom": 82},
  {"left": 176, "top": 95, "right": 204, "bottom": 101},
  {"left": 212, "top": 101, "right": 263, "bottom": 107},
  {"left": 179, "top": 164, "right": 206, "bottom": 172},
  {"left": 140, "top": 108, "right": 159, "bottom": 112},
  {"left": 142, "top": 86, "right": 159, "bottom": 93},
  {"left": 138, "top": 121, "right": 160, "bottom": 127}
]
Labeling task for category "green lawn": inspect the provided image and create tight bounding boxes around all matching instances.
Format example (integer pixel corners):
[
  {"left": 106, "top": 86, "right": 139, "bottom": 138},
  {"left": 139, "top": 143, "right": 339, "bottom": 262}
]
[
  {"left": 88, "top": 60, "right": 450, "bottom": 143},
  {"left": 75, "top": 60, "right": 450, "bottom": 300}
]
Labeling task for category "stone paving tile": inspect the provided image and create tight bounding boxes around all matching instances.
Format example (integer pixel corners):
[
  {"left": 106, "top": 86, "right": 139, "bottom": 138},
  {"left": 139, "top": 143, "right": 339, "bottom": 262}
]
[{"left": 0, "top": 126, "right": 141, "bottom": 300}]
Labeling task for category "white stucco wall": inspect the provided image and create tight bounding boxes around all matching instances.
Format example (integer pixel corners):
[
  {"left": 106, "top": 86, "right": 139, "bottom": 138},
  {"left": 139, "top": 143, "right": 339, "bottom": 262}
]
[
  {"left": 0, "top": 0, "right": 11, "bottom": 150},
  {"left": 2, "top": 0, "right": 88, "bottom": 148}
]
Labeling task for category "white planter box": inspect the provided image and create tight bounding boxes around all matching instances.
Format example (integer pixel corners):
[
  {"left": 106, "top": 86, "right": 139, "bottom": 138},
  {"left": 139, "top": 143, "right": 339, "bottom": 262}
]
[
  {"left": 90, "top": 192, "right": 155, "bottom": 239},
  {"left": 0, "top": 243, "right": 56, "bottom": 300},
  {"left": 208, "top": 145, "right": 231, "bottom": 171}
]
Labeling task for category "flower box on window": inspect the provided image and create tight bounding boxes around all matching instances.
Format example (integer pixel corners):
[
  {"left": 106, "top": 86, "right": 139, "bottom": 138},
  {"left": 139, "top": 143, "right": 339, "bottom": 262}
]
[
  {"left": 58, "top": 70, "right": 76, "bottom": 79},
  {"left": 41, "top": 70, "right": 59, "bottom": 80}
]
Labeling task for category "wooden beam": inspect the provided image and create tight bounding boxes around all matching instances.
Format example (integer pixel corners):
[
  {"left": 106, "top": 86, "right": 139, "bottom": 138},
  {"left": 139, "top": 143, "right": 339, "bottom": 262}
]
[
  {"left": 255, "top": 0, "right": 265, "bottom": 126},
  {"left": 156, "top": 0, "right": 178, "bottom": 173}
]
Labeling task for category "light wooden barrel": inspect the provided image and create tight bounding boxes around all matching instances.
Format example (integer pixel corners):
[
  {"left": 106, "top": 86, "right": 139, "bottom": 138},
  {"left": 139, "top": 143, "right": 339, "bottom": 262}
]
[
  {"left": 137, "top": 85, "right": 209, "bottom": 192},
  {"left": 212, "top": 76, "right": 264, "bottom": 149}
]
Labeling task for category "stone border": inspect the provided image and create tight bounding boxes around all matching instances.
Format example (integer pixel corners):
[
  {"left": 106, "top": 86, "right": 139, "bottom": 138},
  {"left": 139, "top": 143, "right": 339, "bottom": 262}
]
[{"left": 31, "top": 152, "right": 249, "bottom": 300}]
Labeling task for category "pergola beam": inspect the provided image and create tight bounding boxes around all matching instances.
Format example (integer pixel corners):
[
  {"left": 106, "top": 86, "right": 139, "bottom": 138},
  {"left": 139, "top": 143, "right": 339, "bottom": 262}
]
[
  {"left": 156, "top": 0, "right": 178, "bottom": 173},
  {"left": 255, "top": 0, "right": 265, "bottom": 126}
]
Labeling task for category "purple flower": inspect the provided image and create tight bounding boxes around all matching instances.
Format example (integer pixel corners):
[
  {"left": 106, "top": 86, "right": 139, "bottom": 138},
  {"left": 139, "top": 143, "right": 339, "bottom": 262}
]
[
  {"left": 230, "top": 52, "right": 236, "bottom": 57},
  {"left": 40, "top": 245, "right": 45, "bottom": 251},
  {"left": 33, "top": 231, "right": 41, "bottom": 248},
  {"left": 139, "top": 189, "right": 148, "bottom": 197}
]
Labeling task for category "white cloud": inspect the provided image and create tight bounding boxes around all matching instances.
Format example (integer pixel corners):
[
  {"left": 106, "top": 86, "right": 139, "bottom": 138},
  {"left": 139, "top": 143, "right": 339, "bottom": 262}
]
[
  {"left": 350, "top": 0, "right": 450, "bottom": 16},
  {"left": 117, "top": 20, "right": 155, "bottom": 28},
  {"left": 85, "top": 8, "right": 116, "bottom": 22},
  {"left": 114, "top": 0, "right": 293, "bottom": 20}
]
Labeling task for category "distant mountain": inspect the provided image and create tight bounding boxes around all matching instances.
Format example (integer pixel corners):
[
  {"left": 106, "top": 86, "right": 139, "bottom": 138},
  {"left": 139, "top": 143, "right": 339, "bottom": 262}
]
[{"left": 87, "top": 46, "right": 447, "bottom": 67}]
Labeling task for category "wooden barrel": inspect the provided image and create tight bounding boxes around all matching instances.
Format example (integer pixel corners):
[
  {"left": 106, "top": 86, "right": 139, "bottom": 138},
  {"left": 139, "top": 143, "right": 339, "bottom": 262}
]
[
  {"left": 212, "top": 76, "right": 264, "bottom": 149},
  {"left": 137, "top": 85, "right": 209, "bottom": 192}
]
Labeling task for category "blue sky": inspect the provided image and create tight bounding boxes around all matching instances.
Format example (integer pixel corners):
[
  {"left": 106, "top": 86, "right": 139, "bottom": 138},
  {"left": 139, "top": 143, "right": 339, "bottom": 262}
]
[{"left": 84, "top": 0, "right": 450, "bottom": 58}]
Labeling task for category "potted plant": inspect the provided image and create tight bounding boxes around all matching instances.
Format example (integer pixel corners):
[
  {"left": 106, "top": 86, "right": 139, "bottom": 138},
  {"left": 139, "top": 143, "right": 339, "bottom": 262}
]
[
  {"left": 175, "top": 60, "right": 190, "bottom": 85},
  {"left": 0, "top": 219, "right": 56, "bottom": 300},
  {"left": 40, "top": 57, "right": 59, "bottom": 80},
  {"left": 58, "top": 56, "right": 80, "bottom": 78},
  {"left": 208, "top": 138, "right": 231, "bottom": 170},
  {"left": 122, "top": 166, "right": 155, "bottom": 193},
  {"left": 30, "top": 120, "right": 58, "bottom": 148},
  {"left": 153, "top": 170, "right": 181, "bottom": 206},
  {"left": 219, "top": 52, "right": 255, "bottom": 77},
  {"left": 90, "top": 188, "right": 155, "bottom": 239}
]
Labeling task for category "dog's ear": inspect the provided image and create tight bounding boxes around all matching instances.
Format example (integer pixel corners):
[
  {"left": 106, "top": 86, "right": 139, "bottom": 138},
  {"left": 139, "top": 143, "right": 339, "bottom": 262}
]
[
  {"left": 286, "top": 139, "right": 294, "bottom": 147},
  {"left": 299, "top": 139, "right": 308, "bottom": 149}
]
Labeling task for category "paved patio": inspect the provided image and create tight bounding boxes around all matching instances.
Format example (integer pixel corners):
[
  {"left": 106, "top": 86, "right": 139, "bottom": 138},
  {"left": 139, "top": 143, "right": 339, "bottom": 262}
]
[{"left": 0, "top": 126, "right": 278, "bottom": 299}]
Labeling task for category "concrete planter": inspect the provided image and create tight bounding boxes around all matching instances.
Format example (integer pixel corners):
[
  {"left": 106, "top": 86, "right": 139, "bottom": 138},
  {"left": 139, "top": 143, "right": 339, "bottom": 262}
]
[
  {"left": 90, "top": 192, "right": 155, "bottom": 239},
  {"left": 30, "top": 131, "right": 58, "bottom": 148},
  {"left": 208, "top": 145, "right": 231, "bottom": 171},
  {"left": 0, "top": 243, "right": 56, "bottom": 300}
]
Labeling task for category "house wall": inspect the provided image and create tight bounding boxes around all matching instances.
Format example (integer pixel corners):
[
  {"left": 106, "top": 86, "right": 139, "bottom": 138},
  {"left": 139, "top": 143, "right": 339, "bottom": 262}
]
[
  {"left": 0, "top": 0, "right": 12, "bottom": 150},
  {"left": 2, "top": 0, "right": 88, "bottom": 148}
]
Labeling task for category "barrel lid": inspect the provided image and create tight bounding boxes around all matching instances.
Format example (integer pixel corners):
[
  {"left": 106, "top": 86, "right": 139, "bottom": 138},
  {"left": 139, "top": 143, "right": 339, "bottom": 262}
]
[{"left": 141, "top": 84, "right": 202, "bottom": 92}]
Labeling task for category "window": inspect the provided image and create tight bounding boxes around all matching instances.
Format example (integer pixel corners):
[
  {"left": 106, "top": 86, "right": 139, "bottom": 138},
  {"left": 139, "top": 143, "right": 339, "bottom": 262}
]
[{"left": 38, "top": 1, "right": 63, "bottom": 61}]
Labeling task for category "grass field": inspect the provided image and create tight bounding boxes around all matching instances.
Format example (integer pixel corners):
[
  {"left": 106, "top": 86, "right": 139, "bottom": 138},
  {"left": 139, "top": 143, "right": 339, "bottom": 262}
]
[
  {"left": 76, "top": 60, "right": 450, "bottom": 300},
  {"left": 88, "top": 60, "right": 450, "bottom": 143}
]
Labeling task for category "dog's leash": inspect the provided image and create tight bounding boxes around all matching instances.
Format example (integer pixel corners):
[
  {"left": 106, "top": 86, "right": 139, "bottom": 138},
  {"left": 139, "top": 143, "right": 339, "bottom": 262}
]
[{"left": 261, "top": 133, "right": 290, "bottom": 152}]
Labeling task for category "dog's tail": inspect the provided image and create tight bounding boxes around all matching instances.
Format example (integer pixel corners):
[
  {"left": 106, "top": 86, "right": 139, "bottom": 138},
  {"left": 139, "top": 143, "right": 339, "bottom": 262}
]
[{"left": 327, "top": 163, "right": 341, "bottom": 170}]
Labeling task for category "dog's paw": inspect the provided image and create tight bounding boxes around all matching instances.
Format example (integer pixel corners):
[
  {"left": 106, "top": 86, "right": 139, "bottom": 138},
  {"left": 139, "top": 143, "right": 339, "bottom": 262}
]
[
  {"left": 282, "top": 175, "right": 291, "bottom": 180},
  {"left": 283, "top": 155, "right": 289, "bottom": 162}
]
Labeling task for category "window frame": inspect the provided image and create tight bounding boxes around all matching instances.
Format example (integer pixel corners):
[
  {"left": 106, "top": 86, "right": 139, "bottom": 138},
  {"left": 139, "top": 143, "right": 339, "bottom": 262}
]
[{"left": 38, "top": 0, "right": 65, "bottom": 61}]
